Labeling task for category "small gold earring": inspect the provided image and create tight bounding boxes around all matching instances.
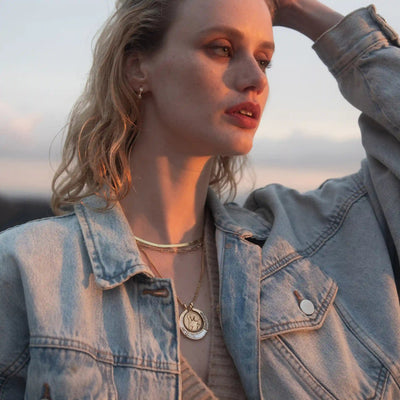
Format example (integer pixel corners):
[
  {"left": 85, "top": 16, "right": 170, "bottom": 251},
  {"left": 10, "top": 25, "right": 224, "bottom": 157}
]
[{"left": 138, "top": 86, "right": 144, "bottom": 100}]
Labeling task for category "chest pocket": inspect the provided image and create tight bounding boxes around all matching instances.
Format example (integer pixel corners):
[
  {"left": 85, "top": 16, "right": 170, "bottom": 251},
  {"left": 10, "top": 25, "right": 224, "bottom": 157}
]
[
  {"left": 259, "top": 258, "right": 391, "bottom": 400},
  {"left": 25, "top": 343, "right": 117, "bottom": 400}
]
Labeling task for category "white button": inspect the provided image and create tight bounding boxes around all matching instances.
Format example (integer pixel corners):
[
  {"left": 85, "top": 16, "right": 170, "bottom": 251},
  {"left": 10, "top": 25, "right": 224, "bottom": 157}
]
[{"left": 299, "top": 299, "right": 315, "bottom": 316}]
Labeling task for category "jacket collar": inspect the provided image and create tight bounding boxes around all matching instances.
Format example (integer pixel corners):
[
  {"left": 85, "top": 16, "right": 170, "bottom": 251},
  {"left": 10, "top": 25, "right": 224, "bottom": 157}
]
[
  {"left": 206, "top": 188, "right": 271, "bottom": 240},
  {"left": 74, "top": 189, "right": 270, "bottom": 290},
  {"left": 74, "top": 195, "right": 153, "bottom": 290}
]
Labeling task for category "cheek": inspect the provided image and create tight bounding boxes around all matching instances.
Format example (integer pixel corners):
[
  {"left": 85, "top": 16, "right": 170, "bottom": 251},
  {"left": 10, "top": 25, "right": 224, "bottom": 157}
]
[{"left": 161, "top": 55, "right": 224, "bottom": 102}]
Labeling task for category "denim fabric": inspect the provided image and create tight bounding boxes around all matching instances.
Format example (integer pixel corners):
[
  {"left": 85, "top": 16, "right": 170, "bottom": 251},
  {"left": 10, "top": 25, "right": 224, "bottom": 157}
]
[{"left": 1, "top": 6, "right": 400, "bottom": 400}]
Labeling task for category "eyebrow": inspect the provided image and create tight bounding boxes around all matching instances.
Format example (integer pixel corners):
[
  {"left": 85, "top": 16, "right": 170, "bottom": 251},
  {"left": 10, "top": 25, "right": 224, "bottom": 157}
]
[{"left": 198, "top": 25, "right": 275, "bottom": 51}]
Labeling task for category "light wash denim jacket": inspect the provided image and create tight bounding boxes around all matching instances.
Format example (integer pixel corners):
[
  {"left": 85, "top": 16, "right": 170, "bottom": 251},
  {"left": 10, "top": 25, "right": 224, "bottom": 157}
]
[{"left": 1, "top": 6, "right": 400, "bottom": 400}]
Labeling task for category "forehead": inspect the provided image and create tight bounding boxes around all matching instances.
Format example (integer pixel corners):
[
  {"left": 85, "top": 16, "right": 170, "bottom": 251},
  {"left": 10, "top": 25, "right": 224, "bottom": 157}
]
[{"left": 169, "top": 0, "right": 273, "bottom": 42}]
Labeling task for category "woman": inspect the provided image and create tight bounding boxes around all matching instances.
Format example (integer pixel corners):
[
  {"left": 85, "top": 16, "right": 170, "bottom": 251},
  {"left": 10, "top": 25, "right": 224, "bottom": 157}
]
[{"left": 1, "top": 0, "right": 399, "bottom": 398}]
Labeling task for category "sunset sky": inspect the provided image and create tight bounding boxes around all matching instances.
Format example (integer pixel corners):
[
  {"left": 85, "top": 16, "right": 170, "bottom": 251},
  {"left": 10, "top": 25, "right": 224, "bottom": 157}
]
[{"left": 1, "top": 0, "right": 399, "bottom": 200}]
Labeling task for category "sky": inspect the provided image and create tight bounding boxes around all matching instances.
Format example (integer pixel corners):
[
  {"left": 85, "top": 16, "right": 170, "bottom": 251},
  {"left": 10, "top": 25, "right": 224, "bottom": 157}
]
[{"left": 1, "top": 1, "right": 399, "bottom": 199}]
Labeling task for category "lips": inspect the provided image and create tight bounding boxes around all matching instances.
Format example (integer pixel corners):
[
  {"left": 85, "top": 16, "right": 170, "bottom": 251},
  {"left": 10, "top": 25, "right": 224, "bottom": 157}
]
[{"left": 225, "top": 102, "right": 261, "bottom": 129}]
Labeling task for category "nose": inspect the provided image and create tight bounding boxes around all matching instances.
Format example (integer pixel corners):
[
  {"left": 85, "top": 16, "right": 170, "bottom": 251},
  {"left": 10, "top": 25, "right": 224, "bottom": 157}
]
[{"left": 235, "top": 55, "right": 268, "bottom": 95}]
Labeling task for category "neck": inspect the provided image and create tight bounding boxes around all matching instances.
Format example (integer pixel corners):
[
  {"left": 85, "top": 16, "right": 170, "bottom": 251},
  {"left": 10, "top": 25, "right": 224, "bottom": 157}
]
[{"left": 120, "top": 148, "right": 213, "bottom": 245}]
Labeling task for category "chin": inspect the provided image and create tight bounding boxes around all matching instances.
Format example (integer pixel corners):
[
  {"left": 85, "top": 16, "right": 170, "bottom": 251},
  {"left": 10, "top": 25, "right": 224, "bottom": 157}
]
[{"left": 222, "top": 137, "right": 254, "bottom": 156}]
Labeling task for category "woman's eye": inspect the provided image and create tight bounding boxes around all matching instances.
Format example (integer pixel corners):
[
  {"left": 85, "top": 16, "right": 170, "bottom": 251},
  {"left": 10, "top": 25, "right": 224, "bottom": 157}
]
[
  {"left": 209, "top": 44, "right": 233, "bottom": 58},
  {"left": 219, "top": 46, "right": 232, "bottom": 57},
  {"left": 258, "top": 59, "right": 272, "bottom": 72}
]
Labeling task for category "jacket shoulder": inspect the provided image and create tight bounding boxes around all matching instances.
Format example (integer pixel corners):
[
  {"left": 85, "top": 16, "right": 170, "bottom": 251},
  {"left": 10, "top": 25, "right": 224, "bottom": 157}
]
[
  {"left": 242, "top": 170, "right": 369, "bottom": 252},
  {"left": 245, "top": 170, "right": 366, "bottom": 219},
  {"left": 0, "top": 213, "right": 79, "bottom": 260}
]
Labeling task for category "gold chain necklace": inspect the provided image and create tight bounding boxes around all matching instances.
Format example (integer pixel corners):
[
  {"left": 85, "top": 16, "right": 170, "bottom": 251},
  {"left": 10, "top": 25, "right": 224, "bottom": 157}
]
[
  {"left": 138, "top": 244, "right": 209, "bottom": 340},
  {"left": 134, "top": 236, "right": 203, "bottom": 253}
]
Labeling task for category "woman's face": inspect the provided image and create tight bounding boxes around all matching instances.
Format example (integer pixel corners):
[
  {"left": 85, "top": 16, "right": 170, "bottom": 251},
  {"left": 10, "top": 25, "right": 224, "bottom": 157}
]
[{"left": 138, "top": 0, "right": 274, "bottom": 158}]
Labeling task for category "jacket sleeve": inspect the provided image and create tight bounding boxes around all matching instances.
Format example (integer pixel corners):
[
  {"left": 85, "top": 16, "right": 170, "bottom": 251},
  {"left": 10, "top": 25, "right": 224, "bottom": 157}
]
[
  {"left": 313, "top": 6, "right": 400, "bottom": 285},
  {"left": 0, "top": 230, "right": 29, "bottom": 399}
]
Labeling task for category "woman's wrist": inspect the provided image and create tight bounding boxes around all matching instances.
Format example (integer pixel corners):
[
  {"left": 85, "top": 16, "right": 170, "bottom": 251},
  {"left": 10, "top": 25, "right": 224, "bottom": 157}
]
[{"left": 273, "top": 0, "right": 343, "bottom": 42}]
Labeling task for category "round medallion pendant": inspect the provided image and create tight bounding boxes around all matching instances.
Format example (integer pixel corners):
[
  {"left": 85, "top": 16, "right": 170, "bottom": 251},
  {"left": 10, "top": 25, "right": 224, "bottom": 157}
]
[{"left": 179, "top": 307, "right": 209, "bottom": 340}]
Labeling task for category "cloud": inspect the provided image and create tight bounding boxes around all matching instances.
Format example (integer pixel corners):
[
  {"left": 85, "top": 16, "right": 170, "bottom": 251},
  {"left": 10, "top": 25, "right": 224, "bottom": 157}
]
[
  {"left": 249, "top": 131, "right": 365, "bottom": 171},
  {"left": 234, "top": 131, "right": 366, "bottom": 202},
  {"left": 0, "top": 101, "right": 42, "bottom": 141},
  {"left": 0, "top": 101, "right": 46, "bottom": 159}
]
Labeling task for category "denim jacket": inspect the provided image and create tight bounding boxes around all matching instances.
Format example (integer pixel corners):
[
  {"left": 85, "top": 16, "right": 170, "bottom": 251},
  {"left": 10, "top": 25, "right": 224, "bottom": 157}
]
[{"left": 1, "top": 6, "right": 400, "bottom": 400}]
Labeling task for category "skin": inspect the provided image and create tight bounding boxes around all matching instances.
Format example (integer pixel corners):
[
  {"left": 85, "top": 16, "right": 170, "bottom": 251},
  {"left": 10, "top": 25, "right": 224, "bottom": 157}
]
[
  {"left": 121, "top": 0, "right": 343, "bottom": 382},
  {"left": 123, "top": 0, "right": 274, "bottom": 380},
  {"left": 273, "top": 0, "right": 343, "bottom": 40},
  {"left": 123, "top": 0, "right": 274, "bottom": 247},
  {"left": 136, "top": 2, "right": 272, "bottom": 158}
]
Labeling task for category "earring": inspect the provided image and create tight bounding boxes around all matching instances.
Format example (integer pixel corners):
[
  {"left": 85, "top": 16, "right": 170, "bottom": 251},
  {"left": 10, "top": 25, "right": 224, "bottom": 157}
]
[{"left": 138, "top": 86, "right": 144, "bottom": 100}]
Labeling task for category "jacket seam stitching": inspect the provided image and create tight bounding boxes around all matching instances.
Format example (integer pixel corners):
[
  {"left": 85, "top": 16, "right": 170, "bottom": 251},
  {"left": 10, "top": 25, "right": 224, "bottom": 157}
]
[
  {"left": 301, "top": 187, "right": 366, "bottom": 257},
  {"left": 261, "top": 183, "right": 367, "bottom": 279},
  {"left": 30, "top": 336, "right": 179, "bottom": 373},
  {"left": 332, "top": 35, "right": 388, "bottom": 78},
  {"left": 357, "top": 63, "right": 400, "bottom": 134},
  {"left": 260, "top": 282, "right": 338, "bottom": 338},
  {"left": 0, "top": 345, "right": 29, "bottom": 398},
  {"left": 377, "top": 367, "right": 390, "bottom": 400},
  {"left": 0, "top": 344, "right": 29, "bottom": 378},
  {"left": 270, "top": 336, "right": 338, "bottom": 400},
  {"left": 334, "top": 303, "right": 400, "bottom": 388}
]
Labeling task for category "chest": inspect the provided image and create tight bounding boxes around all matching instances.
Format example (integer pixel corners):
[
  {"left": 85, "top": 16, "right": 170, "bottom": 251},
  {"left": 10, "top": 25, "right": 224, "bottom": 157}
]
[{"left": 25, "top": 274, "right": 181, "bottom": 399}]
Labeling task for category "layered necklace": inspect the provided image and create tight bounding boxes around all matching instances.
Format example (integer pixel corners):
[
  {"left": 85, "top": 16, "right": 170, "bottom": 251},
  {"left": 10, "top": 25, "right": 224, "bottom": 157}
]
[{"left": 135, "top": 235, "right": 209, "bottom": 341}]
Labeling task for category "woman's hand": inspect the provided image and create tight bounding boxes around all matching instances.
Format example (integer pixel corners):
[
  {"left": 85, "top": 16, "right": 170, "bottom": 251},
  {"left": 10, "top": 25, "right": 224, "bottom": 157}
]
[
  {"left": 267, "top": 0, "right": 296, "bottom": 26},
  {"left": 268, "top": 0, "right": 343, "bottom": 41}
]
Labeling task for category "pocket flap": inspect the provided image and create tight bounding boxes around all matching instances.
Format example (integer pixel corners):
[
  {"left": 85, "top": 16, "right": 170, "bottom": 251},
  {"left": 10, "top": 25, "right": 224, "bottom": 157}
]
[{"left": 260, "top": 258, "right": 338, "bottom": 339}]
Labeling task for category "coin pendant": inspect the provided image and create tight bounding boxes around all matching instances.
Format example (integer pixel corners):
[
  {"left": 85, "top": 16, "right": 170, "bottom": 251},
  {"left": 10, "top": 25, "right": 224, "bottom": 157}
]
[{"left": 179, "top": 307, "right": 209, "bottom": 340}]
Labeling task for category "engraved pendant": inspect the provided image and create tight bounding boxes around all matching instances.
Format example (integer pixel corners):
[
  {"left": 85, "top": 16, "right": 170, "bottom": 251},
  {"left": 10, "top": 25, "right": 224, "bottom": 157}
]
[{"left": 179, "top": 307, "right": 209, "bottom": 340}]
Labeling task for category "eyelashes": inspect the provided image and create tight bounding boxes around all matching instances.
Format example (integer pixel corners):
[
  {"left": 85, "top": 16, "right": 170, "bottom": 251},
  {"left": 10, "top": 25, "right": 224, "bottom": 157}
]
[
  {"left": 211, "top": 45, "right": 233, "bottom": 58},
  {"left": 207, "top": 42, "right": 272, "bottom": 72},
  {"left": 258, "top": 59, "right": 272, "bottom": 71}
]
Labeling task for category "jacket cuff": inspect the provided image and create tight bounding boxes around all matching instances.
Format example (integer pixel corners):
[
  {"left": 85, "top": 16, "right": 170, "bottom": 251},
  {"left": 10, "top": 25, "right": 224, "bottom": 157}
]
[{"left": 312, "top": 5, "right": 400, "bottom": 75}]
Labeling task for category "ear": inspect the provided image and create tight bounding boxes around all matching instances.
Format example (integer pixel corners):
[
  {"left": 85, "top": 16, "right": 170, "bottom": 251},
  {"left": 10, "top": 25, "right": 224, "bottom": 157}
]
[{"left": 125, "top": 53, "right": 149, "bottom": 93}]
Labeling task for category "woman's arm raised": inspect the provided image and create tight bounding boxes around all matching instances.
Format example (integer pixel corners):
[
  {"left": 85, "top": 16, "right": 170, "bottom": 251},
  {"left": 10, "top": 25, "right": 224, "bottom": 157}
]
[
  {"left": 271, "top": 1, "right": 400, "bottom": 288},
  {"left": 271, "top": 0, "right": 343, "bottom": 41}
]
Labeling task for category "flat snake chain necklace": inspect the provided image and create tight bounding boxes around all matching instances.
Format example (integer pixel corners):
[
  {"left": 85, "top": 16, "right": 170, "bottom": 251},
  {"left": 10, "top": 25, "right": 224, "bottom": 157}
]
[
  {"left": 134, "top": 235, "right": 203, "bottom": 253},
  {"left": 137, "top": 241, "right": 209, "bottom": 340}
]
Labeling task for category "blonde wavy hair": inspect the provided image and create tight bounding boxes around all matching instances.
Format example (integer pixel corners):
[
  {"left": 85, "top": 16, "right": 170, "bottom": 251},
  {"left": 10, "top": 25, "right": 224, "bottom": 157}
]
[{"left": 52, "top": 0, "right": 273, "bottom": 214}]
